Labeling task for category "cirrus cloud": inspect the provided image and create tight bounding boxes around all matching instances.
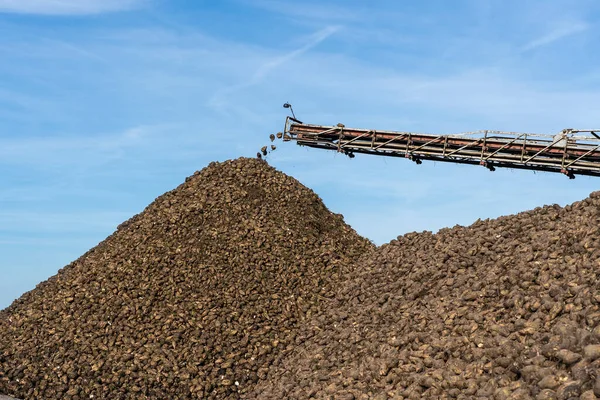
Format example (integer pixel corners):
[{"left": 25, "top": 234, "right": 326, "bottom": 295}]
[{"left": 0, "top": 0, "right": 146, "bottom": 15}]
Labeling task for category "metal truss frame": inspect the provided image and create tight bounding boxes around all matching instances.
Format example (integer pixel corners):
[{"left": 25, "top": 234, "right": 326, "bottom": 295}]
[{"left": 284, "top": 117, "right": 600, "bottom": 178}]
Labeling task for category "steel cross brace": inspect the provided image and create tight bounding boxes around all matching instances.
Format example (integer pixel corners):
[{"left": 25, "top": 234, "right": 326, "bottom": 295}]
[
  {"left": 373, "top": 133, "right": 408, "bottom": 150},
  {"left": 338, "top": 132, "right": 370, "bottom": 150},
  {"left": 445, "top": 138, "right": 483, "bottom": 156},
  {"left": 564, "top": 144, "right": 600, "bottom": 168},
  {"left": 483, "top": 133, "right": 527, "bottom": 161},
  {"left": 523, "top": 136, "right": 568, "bottom": 164}
]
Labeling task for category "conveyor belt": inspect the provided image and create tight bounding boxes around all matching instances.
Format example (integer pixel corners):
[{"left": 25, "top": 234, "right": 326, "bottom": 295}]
[{"left": 283, "top": 117, "right": 600, "bottom": 178}]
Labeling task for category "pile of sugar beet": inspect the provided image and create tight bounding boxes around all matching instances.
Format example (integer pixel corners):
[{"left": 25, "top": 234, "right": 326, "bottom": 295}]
[{"left": 1, "top": 158, "right": 600, "bottom": 400}]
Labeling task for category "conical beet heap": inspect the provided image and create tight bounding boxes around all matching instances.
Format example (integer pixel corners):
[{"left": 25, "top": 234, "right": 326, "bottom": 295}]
[
  {"left": 254, "top": 193, "right": 600, "bottom": 399},
  {"left": 0, "top": 158, "right": 373, "bottom": 399}
]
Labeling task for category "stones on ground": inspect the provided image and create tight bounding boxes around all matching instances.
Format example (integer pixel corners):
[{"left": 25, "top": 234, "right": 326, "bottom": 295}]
[{"left": 0, "top": 158, "right": 373, "bottom": 400}]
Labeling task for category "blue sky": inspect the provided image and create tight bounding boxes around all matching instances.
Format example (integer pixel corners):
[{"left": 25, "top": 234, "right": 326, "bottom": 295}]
[{"left": 2, "top": 0, "right": 600, "bottom": 309}]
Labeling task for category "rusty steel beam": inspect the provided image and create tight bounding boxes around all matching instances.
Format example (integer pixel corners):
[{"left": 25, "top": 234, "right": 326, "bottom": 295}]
[{"left": 285, "top": 118, "right": 600, "bottom": 178}]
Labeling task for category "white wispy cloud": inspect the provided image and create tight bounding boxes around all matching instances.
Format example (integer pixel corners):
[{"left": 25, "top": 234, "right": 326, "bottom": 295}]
[
  {"left": 209, "top": 25, "right": 340, "bottom": 110},
  {"left": 236, "top": 0, "right": 426, "bottom": 27},
  {"left": 0, "top": 125, "right": 153, "bottom": 168},
  {"left": 256, "top": 26, "right": 340, "bottom": 80},
  {"left": 43, "top": 38, "right": 110, "bottom": 64},
  {"left": 236, "top": 0, "right": 358, "bottom": 22},
  {"left": 521, "top": 21, "right": 589, "bottom": 51},
  {"left": 267, "top": 54, "right": 600, "bottom": 132},
  {"left": 0, "top": 0, "right": 146, "bottom": 15}
]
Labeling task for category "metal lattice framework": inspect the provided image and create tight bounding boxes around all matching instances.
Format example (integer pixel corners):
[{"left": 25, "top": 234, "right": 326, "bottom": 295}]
[{"left": 283, "top": 117, "right": 600, "bottom": 178}]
